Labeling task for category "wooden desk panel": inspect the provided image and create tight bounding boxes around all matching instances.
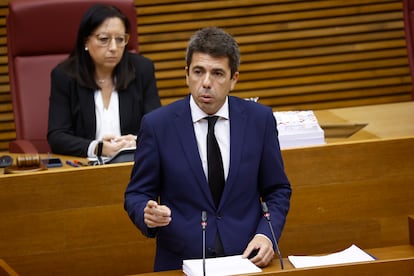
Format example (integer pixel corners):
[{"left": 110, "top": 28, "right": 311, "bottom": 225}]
[
  {"left": 0, "top": 163, "right": 156, "bottom": 276},
  {"left": 409, "top": 215, "right": 414, "bottom": 246},
  {"left": 280, "top": 137, "right": 414, "bottom": 256},
  {"left": 0, "top": 162, "right": 130, "bottom": 213},
  {"left": 2, "top": 137, "right": 412, "bottom": 275}
]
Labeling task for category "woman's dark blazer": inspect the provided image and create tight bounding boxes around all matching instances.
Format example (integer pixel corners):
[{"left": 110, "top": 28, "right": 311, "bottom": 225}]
[{"left": 47, "top": 53, "right": 161, "bottom": 157}]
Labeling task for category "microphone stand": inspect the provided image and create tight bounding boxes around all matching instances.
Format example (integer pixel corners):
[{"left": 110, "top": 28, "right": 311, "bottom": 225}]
[
  {"left": 261, "top": 202, "right": 284, "bottom": 270},
  {"left": 201, "top": 211, "right": 207, "bottom": 276}
]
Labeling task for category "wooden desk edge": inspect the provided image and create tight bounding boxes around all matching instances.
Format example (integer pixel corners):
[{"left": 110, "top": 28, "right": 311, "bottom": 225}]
[
  {"left": 128, "top": 244, "right": 414, "bottom": 275},
  {"left": 280, "top": 135, "right": 414, "bottom": 153},
  {"left": 409, "top": 214, "right": 414, "bottom": 246},
  {"left": 0, "top": 259, "right": 19, "bottom": 276}
]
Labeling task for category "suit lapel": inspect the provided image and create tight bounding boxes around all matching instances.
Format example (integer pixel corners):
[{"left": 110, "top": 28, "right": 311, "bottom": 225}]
[
  {"left": 219, "top": 97, "right": 247, "bottom": 209},
  {"left": 118, "top": 82, "right": 141, "bottom": 134},
  {"left": 78, "top": 86, "right": 96, "bottom": 138},
  {"left": 118, "top": 88, "right": 130, "bottom": 133},
  {"left": 173, "top": 97, "right": 214, "bottom": 206}
]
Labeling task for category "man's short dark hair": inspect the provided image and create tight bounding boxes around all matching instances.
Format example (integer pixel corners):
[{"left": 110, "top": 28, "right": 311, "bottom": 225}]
[{"left": 186, "top": 27, "right": 240, "bottom": 78}]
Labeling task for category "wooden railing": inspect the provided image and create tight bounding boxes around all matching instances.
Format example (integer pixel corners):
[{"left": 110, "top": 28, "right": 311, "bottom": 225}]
[{"left": 1, "top": 135, "right": 413, "bottom": 275}]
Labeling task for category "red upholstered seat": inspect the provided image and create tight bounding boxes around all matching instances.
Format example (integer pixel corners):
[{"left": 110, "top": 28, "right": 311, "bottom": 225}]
[{"left": 7, "top": 0, "right": 138, "bottom": 153}]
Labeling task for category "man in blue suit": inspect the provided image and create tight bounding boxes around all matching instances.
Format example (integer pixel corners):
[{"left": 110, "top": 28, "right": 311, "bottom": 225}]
[{"left": 124, "top": 27, "right": 292, "bottom": 272}]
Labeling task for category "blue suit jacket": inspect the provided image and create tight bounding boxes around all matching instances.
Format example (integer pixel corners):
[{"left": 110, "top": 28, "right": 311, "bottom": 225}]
[{"left": 124, "top": 95, "right": 291, "bottom": 271}]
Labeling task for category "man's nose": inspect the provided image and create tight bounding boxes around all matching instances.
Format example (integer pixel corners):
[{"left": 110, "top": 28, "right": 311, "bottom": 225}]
[{"left": 202, "top": 73, "right": 212, "bottom": 88}]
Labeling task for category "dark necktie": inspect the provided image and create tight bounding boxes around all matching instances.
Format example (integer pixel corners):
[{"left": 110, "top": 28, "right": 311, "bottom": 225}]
[{"left": 206, "top": 116, "right": 225, "bottom": 207}]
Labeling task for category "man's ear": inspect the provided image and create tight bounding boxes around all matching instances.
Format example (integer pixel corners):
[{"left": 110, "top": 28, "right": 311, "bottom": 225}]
[
  {"left": 185, "top": 66, "right": 190, "bottom": 86},
  {"left": 230, "top": 71, "right": 239, "bottom": 91},
  {"left": 232, "top": 72, "right": 239, "bottom": 81}
]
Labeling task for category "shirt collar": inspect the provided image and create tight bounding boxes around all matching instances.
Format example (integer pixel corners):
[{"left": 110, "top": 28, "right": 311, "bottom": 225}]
[{"left": 190, "top": 95, "right": 229, "bottom": 123}]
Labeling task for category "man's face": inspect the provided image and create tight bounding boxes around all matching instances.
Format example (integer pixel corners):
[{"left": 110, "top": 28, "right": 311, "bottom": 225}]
[{"left": 186, "top": 52, "right": 239, "bottom": 115}]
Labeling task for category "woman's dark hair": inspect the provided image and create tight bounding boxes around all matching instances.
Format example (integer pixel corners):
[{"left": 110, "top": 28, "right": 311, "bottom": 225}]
[{"left": 60, "top": 4, "right": 134, "bottom": 90}]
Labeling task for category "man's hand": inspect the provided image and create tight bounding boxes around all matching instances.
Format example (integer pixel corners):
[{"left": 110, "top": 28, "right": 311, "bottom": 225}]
[
  {"left": 144, "top": 200, "right": 172, "bottom": 228},
  {"left": 242, "top": 235, "right": 274, "bottom": 267}
]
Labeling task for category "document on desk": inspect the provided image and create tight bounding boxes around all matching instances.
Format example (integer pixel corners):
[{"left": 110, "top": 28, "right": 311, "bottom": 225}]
[
  {"left": 288, "top": 244, "right": 375, "bottom": 268},
  {"left": 183, "top": 255, "right": 261, "bottom": 276},
  {"left": 273, "top": 110, "right": 325, "bottom": 149}
]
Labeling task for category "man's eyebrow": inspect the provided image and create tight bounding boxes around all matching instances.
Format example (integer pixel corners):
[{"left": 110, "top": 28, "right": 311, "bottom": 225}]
[
  {"left": 191, "top": 65, "right": 226, "bottom": 73},
  {"left": 212, "top": 68, "right": 225, "bottom": 73},
  {"left": 191, "top": 65, "right": 204, "bottom": 70}
]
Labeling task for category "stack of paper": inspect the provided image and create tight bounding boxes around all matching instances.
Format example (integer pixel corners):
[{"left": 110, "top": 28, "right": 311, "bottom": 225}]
[
  {"left": 274, "top": 110, "right": 325, "bottom": 149},
  {"left": 183, "top": 255, "right": 261, "bottom": 276},
  {"left": 288, "top": 244, "right": 376, "bottom": 268}
]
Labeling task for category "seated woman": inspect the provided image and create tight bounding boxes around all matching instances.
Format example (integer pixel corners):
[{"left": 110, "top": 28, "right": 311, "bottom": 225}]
[{"left": 47, "top": 4, "right": 161, "bottom": 158}]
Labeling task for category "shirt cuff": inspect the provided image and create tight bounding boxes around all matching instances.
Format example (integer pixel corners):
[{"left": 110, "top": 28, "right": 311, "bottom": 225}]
[
  {"left": 87, "top": 140, "right": 99, "bottom": 158},
  {"left": 255, "top": 233, "right": 273, "bottom": 249}
]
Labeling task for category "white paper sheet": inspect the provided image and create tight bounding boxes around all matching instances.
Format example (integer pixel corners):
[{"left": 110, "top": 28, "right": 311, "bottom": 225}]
[
  {"left": 183, "top": 255, "right": 262, "bottom": 276},
  {"left": 288, "top": 244, "right": 376, "bottom": 268}
]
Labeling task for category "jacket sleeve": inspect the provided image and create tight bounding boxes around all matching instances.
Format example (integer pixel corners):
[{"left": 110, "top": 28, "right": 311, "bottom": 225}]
[
  {"left": 124, "top": 115, "right": 161, "bottom": 238},
  {"left": 256, "top": 109, "right": 292, "bottom": 242},
  {"left": 47, "top": 66, "right": 92, "bottom": 157}
]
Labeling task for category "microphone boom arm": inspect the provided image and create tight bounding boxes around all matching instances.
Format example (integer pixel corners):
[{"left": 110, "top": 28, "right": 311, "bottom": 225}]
[
  {"left": 201, "top": 211, "right": 207, "bottom": 276},
  {"left": 261, "top": 202, "right": 284, "bottom": 269}
]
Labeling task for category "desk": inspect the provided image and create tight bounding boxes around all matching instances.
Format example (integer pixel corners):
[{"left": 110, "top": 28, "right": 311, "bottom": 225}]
[
  {"left": 0, "top": 153, "right": 90, "bottom": 175},
  {"left": 314, "top": 101, "right": 414, "bottom": 142},
  {"left": 278, "top": 101, "right": 414, "bottom": 256},
  {"left": 0, "top": 162, "right": 156, "bottom": 276},
  {"left": 129, "top": 244, "right": 414, "bottom": 275},
  {"left": 132, "top": 215, "right": 414, "bottom": 275},
  {"left": 0, "top": 102, "right": 413, "bottom": 275}
]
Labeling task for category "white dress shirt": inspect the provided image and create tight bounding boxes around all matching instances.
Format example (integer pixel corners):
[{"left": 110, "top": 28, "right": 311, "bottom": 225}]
[
  {"left": 190, "top": 95, "right": 230, "bottom": 181},
  {"left": 87, "top": 89, "right": 121, "bottom": 157}
]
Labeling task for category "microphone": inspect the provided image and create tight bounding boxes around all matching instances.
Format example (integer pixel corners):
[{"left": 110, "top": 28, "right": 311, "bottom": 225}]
[
  {"left": 261, "top": 202, "right": 284, "bottom": 269},
  {"left": 201, "top": 211, "right": 207, "bottom": 276}
]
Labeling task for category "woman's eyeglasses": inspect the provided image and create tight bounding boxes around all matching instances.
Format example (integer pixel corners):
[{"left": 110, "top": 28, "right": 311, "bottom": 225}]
[{"left": 93, "top": 33, "right": 130, "bottom": 47}]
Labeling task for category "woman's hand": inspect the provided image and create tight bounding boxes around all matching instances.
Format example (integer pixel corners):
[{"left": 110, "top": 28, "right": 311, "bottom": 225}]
[{"left": 101, "top": 134, "right": 137, "bottom": 157}]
